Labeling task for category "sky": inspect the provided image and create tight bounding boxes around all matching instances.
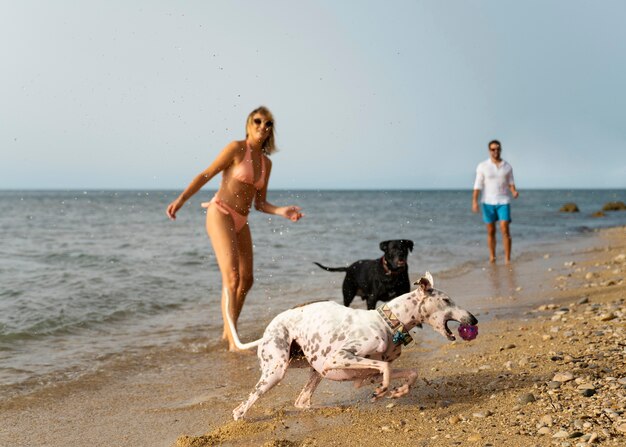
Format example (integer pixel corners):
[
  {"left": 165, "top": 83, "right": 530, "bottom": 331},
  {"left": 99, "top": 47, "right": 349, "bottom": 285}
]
[{"left": 2, "top": 0, "right": 625, "bottom": 190}]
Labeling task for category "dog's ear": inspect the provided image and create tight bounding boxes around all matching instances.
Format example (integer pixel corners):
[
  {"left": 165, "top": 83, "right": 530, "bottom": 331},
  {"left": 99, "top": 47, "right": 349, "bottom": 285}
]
[
  {"left": 414, "top": 272, "right": 434, "bottom": 292},
  {"left": 379, "top": 241, "right": 389, "bottom": 252},
  {"left": 425, "top": 271, "right": 434, "bottom": 287},
  {"left": 404, "top": 240, "right": 414, "bottom": 252}
]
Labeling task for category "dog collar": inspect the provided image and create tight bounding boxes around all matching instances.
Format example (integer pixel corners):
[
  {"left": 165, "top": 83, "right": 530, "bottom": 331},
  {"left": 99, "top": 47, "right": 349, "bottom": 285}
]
[
  {"left": 377, "top": 304, "right": 413, "bottom": 346},
  {"left": 381, "top": 256, "right": 401, "bottom": 276}
]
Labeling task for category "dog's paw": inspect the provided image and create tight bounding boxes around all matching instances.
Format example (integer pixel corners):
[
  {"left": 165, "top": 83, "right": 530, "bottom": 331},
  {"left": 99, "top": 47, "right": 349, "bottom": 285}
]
[
  {"left": 233, "top": 404, "right": 246, "bottom": 421},
  {"left": 294, "top": 391, "right": 313, "bottom": 409},
  {"left": 294, "top": 398, "right": 312, "bottom": 409},
  {"left": 370, "top": 386, "right": 388, "bottom": 401},
  {"left": 387, "top": 384, "right": 410, "bottom": 398}
]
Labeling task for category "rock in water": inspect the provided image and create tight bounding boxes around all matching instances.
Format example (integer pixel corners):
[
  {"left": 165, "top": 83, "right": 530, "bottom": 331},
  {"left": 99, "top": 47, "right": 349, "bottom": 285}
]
[
  {"left": 559, "top": 203, "right": 579, "bottom": 212},
  {"left": 602, "top": 201, "right": 626, "bottom": 211}
]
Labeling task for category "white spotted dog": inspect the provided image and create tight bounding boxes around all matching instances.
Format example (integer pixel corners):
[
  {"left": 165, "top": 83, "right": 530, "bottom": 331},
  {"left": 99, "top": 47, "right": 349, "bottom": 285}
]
[{"left": 226, "top": 272, "right": 477, "bottom": 421}]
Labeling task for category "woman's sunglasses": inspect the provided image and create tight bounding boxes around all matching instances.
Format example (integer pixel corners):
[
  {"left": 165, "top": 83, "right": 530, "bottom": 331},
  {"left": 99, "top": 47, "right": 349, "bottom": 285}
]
[{"left": 253, "top": 118, "right": 273, "bottom": 128}]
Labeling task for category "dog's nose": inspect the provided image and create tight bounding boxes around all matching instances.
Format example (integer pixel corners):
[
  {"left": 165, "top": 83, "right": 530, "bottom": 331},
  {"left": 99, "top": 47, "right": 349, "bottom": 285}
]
[{"left": 468, "top": 314, "right": 478, "bottom": 326}]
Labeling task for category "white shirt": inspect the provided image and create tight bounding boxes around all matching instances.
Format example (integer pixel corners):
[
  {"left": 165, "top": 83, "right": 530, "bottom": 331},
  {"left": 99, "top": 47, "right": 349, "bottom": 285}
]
[{"left": 473, "top": 159, "right": 515, "bottom": 205}]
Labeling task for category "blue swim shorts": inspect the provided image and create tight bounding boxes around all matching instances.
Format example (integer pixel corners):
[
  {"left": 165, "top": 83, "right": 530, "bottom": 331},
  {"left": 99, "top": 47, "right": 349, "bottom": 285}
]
[{"left": 481, "top": 203, "right": 511, "bottom": 224}]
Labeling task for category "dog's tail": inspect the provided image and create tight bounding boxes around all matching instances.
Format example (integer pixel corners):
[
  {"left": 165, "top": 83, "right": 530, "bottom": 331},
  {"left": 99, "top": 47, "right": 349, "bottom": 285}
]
[
  {"left": 313, "top": 262, "right": 348, "bottom": 272},
  {"left": 224, "top": 288, "right": 263, "bottom": 350}
]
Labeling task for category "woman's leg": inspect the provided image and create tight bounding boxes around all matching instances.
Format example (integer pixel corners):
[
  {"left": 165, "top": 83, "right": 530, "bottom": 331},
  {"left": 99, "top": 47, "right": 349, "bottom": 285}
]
[
  {"left": 205, "top": 205, "right": 240, "bottom": 351},
  {"left": 234, "top": 224, "right": 254, "bottom": 323}
]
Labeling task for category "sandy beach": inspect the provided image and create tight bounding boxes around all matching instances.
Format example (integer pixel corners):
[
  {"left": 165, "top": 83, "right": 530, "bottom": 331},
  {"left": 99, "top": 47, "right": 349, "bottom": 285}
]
[{"left": 1, "top": 227, "right": 624, "bottom": 447}]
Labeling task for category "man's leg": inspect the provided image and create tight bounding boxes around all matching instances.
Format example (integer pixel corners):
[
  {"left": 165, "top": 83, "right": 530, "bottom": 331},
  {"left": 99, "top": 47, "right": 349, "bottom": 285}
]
[
  {"left": 486, "top": 223, "right": 496, "bottom": 263},
  {"left": 500, "top": 220, "right": 511, "bottom": 264},
  {"left": 482, "top": 204, "right": 497, "bottom": 263}
]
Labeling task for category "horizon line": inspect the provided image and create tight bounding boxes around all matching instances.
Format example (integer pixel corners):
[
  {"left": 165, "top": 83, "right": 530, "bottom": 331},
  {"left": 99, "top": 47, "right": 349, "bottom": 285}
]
[{"left": 1, "top": 187, "right": 625, "bottom": 192}]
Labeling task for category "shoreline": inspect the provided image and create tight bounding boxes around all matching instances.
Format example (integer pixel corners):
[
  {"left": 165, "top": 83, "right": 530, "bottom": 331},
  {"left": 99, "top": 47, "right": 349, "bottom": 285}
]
[
  {"left": 1, "top": 227, "right": 624, "bottom": 446},
  {"left": 0, "top": 225, "right": 598, "bottom": 400}
]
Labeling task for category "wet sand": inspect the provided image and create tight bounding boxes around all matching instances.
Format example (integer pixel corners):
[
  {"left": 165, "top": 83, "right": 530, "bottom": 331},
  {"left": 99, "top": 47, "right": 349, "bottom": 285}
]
[{"left": 1, "top": 227, "right": 624, "bottom": 447}]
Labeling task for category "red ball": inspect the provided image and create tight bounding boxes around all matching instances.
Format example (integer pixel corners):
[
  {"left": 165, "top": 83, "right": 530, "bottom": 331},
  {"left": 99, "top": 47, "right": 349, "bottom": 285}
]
[{"left": 458, "top": 324, "right": 478, "bottom": 341}]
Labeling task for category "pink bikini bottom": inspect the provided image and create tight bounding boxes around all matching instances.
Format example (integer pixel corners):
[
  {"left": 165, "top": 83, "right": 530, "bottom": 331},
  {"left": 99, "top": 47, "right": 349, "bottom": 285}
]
[{"left": 204, "top": 197, "right": 248, "bottom": 233}]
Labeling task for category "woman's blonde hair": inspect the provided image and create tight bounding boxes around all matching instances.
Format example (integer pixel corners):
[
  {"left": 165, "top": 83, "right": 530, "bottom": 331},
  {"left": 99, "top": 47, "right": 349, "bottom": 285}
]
[{"left": 246, "top": 106, "right": 277, "bottom": 155}]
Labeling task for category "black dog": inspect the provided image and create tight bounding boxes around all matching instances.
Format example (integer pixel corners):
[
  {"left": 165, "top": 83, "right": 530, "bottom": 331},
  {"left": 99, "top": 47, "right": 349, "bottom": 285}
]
[{"left": 314, "top": 239, "right": 414, "bottom": 310}]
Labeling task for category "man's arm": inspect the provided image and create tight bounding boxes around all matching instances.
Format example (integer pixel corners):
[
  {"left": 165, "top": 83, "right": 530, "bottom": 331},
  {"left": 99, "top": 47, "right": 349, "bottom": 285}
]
[
  {"left": 472, "top": 165, "right": 483, "bottom": 213},
  {"left": 472, "top": 189, "right": 481, "bottom": 213},
  {"left": 508, "top": 167, "right": 519, "bottom": 199}
]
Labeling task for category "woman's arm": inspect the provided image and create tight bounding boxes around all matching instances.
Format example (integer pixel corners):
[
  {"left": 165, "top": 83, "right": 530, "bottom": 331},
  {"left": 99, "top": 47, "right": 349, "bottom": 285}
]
[
  {"left": 166, "top": 141, "right": 240, "bottom": 220},
  {"left": 254, "top": 158, "right": 303, "bottom": 222}
]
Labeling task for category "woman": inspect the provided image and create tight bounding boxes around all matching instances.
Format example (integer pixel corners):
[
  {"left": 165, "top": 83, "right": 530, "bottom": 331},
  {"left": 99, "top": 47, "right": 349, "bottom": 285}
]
[{"left": 166, "top": 106, "right": 303, "bottom": 351}]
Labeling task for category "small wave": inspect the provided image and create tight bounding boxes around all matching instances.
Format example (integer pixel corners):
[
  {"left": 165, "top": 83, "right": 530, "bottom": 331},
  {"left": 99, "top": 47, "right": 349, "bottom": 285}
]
[
  {"left": 0, "top": 316, "right": 88, "bottom": 342},
  {"left": 0, "top": 301, "right": 185, "bottom": 343},
  {"left": 182, "top": 250, "right": 204, "bottom": 257},
  {"left": 180, "top": 260, "right": 204, "bottom": 266},
  {"left": 42, "top": 252, "right": 123, "bottom": 268},
  {"left": 0, "top": 330, "right": 41, "bottom": 344},
  {"left": 0, "top": 289, "right": 24, "bottom": 299}
]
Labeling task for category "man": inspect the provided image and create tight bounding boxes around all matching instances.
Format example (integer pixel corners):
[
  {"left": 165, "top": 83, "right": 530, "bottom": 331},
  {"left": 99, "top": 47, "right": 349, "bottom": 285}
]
[{"left": 472, "top": 140, "right": 519, "bottom": 264}]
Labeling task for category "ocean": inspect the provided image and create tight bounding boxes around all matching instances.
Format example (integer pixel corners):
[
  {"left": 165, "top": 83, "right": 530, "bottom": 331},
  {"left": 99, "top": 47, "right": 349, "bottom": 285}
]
[{"left": 1, "top": 189, "right": 625, "bottom": 398}]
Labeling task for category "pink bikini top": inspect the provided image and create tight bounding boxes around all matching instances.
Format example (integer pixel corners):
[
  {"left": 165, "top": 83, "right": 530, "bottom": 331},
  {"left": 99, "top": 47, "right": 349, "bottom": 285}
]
[{"left": 230, "top": 142, "right": 266, "bottom": 190}]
